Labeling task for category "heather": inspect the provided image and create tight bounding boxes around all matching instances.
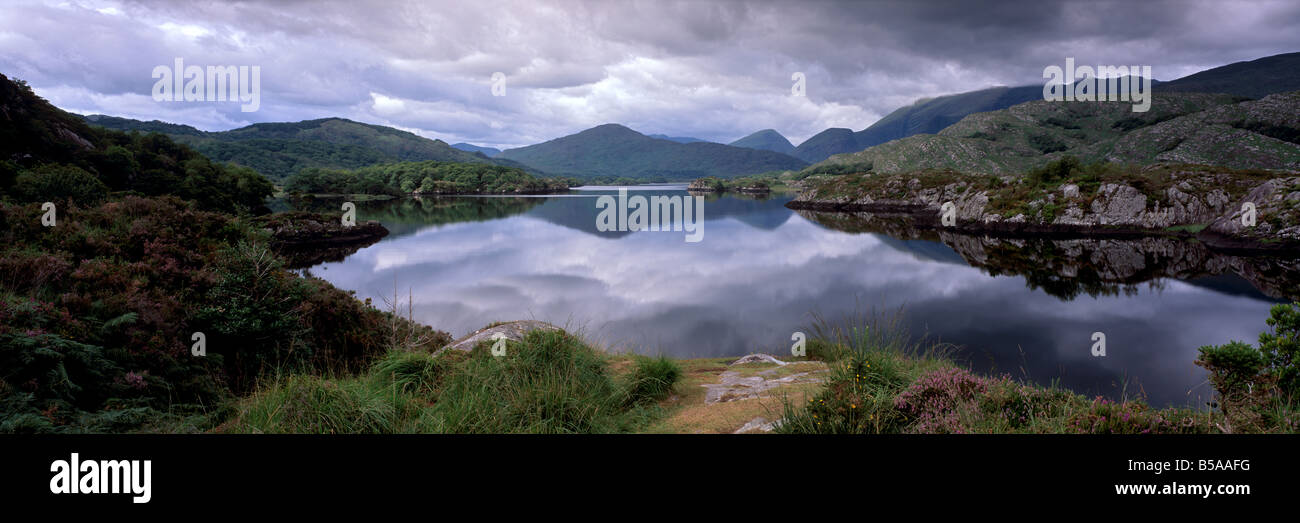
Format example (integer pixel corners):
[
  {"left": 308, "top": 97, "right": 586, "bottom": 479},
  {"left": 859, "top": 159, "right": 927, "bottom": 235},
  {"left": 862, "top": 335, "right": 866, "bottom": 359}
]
[
  {"left": 777, "top": 308, "right": 1300, "bottom": 434},
  {"left": 0, "top": 196, "right": 449, "bottom": 433}
]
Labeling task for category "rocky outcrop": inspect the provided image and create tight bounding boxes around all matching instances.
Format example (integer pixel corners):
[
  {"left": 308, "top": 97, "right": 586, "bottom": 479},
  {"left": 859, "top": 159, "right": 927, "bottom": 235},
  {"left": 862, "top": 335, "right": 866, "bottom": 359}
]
[
  {"left": 258, "top": 211, "right": 389, "bottom": 268},
  {"left": 1202, "top": 177, "right": 1300, "bottom": 251},
  {"left": 788, "top": 169, "right": 1300, "bottom": 251},
  {"left": 438, "top": 320, "right": 562, "bottom": 354}
]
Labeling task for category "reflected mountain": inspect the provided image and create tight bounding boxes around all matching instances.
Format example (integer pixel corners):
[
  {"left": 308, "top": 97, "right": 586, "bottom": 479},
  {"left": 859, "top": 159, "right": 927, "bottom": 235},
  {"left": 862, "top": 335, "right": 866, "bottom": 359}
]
[
  {"left": 283, "top": 196, "right": 548, "bottom": 238},
  {"left": 797, "top": 209, "right": 1300, "bottom": 302}
]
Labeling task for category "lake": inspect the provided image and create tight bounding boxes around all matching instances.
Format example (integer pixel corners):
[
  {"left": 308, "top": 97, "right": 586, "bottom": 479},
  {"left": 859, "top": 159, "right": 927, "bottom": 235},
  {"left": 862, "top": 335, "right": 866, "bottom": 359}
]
[{"left": 293, "top": 185, "right": 1300, "bottom": 408}]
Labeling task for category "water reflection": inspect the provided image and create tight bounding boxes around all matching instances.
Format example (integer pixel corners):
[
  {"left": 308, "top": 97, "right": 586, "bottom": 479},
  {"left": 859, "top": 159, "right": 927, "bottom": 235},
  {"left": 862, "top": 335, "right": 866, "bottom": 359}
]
[{"left": 299, "top": 187, "right": 1298, "bottom": 408}]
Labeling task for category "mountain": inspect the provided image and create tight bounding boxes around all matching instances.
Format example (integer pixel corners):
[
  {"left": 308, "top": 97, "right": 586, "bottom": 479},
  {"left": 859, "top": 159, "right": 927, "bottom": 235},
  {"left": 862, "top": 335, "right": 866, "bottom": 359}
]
[
  {"left": 807, "top": 90, "right": 1300, "bottom": 175},
  {"left": 451, "top": 142, "right": 502, "bottom": 157},
  {"left": 82, "top": 115, "right": 537, "bottom": 181},
  {"left": 496, "top": 123, "right": 807, "bottom": 180},
  {"left": 729, "top": 129, "right": 796, "bottom": 155},
  {"left": 1157, "top": 52, "right": 1300, "bottom": 99},
  {"left": 792, "top": 128, "right": 864, "bottom": 164},
  {"left": 793, "top": 52, "right": 1300, "bottom": 164},
  {"left": 647, "top": 134, "right": 708, "bottom": 143},
  {"left": 793, "top": 85, "right": 1046, "bottom": 163}
]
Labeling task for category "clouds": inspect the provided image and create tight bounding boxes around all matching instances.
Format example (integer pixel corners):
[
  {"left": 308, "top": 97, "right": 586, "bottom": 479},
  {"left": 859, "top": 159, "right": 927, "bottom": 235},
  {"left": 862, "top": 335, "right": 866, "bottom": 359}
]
[{"left": 2, "top": 0, "right": 1297, "bottom": 148}]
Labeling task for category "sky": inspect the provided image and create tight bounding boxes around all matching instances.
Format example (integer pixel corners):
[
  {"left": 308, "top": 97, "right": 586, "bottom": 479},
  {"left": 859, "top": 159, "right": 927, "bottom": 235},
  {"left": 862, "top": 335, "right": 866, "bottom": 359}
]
[{"left": 2, "top": 0, "right": 1298, "bottom": 149}]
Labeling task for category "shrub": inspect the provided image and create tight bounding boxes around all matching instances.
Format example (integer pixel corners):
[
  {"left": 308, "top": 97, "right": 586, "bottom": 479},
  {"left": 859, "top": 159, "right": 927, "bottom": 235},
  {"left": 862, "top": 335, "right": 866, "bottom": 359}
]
[
  {"left": 12, "top": 164, "right": 108, "bottom": 206},
  {"left": 1258, "top": 303, "right": 1300, "bottom": 396}
]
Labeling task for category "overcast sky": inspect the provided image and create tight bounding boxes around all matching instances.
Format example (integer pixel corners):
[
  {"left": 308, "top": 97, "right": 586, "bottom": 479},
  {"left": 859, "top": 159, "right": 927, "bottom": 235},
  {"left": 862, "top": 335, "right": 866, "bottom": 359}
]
[{"left": 3, "top": 0, "right": 1298, "bottom": 149}]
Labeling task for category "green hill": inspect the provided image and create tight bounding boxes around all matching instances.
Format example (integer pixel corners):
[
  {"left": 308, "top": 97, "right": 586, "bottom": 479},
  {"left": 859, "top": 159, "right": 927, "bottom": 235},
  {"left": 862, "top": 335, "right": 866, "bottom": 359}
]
[
  {"left": 0, "top": 74, "right": 271, "bottom": 213},
  {"left": 496, "top": 123, "right": 807, "bottom": 180},
  {"left": 806, "top": 91, "right": 1300, "bottom": 175},
  {"left": 729, "top": 129, "right": 796, "bottom": 155},
  {"left": 82, "top": 115, "right": 538, "bottom": 182}
]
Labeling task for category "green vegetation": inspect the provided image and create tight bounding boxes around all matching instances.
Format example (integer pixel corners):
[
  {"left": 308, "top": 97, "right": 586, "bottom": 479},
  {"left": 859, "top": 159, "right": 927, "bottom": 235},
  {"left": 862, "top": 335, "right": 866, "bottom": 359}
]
[
  {"left": 497, "top": 123, "right": 807, "bottom": 180},
  {"left": 0, "top": 196, "right": 447, "bottom": 433},
  {"left": 228, "top": 329, "right": 683, "bottom": 434},
  {"left": 283, "top": 161, "right": 570, "bottom": 196},
  {"left": 1196, "top": 303, "right": 1300, "bottom": 433},
  {"left": 82, "top": 115, "right": 539, "bottom": 182},
  {"left": 0, "top": 75, "right": 272, "bottom": 214},
  {"left": 777, "top": 308, "right": 1299, "bottom": 434}
]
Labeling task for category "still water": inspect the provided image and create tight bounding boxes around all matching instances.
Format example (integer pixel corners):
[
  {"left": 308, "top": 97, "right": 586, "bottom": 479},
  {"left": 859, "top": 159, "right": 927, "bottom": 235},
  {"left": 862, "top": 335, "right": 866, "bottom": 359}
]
[{"left": 296, "top": 185, "right": 1298, "bottom": 408}]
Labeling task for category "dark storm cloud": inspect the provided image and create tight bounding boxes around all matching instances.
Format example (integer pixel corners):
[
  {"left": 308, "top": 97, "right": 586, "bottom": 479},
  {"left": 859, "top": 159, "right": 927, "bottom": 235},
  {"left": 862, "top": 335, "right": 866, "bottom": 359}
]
[{"left": 1, "top": 0, "right": 1296, "bottom": 148}]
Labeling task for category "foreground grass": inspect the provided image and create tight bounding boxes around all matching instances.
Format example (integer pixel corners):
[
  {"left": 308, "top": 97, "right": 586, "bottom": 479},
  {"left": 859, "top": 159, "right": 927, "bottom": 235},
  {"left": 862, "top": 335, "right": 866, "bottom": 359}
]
[{"left": 224, "top": 329, "right": 682, "bottom": 434}]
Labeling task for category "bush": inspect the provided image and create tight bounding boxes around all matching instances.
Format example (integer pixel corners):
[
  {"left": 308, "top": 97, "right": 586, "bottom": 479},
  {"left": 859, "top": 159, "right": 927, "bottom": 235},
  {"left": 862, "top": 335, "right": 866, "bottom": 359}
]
[
  {"left": 12, "top": 164, "right": 108, "bottom": 206},
  {"left": 1259, "top": 303, "right": 1300, "bottom": 396}
]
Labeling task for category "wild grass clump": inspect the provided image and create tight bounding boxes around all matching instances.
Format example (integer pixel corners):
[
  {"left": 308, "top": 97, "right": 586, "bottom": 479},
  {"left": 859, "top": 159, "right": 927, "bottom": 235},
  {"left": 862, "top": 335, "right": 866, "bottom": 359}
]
[
  {"left": 625, "top": 355, "right": 683, "bottom": 404},
  {"left": 431, "top": 329, "right": 655, "bottom": 433},
  {"left": 225, "top": 328, "right": 682, "bottom": 434},
  {"left": 225, "top": 374, "right": 434, "bottom": 434}
]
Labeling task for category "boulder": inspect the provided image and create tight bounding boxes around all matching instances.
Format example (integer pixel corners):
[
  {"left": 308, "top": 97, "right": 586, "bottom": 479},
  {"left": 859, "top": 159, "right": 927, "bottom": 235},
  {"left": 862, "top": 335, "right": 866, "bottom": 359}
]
[{"left": 439, "top": 320, "right": 562, "bottom": 354}]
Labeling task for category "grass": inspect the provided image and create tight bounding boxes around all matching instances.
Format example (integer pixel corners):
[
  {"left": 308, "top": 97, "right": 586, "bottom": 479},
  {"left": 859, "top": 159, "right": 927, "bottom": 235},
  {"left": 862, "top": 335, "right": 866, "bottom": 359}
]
[{"left": 223, "top": 328, "right": 682, "bottom": 434}]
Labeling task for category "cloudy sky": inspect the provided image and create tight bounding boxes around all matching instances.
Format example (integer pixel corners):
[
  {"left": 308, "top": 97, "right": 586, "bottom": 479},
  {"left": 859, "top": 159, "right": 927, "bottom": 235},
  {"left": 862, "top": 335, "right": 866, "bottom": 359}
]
[{"left": 3, "top": 0, "right": 1298, "bottom": 149}]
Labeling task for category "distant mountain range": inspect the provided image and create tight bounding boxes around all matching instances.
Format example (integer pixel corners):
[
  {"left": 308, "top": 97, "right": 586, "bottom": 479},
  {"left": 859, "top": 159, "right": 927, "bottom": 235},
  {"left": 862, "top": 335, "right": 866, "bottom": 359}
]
[
  {"left": 69, "top": 51, "right": 1300, "bottom": 183},
  {"left": 82, "top": 115, "right": 535, "bottom": 181},
  {"left": 450, "top": 142, "right": 502, "bottom": 157},
  {"left": 496, "top": 124, "right": 807, "bottom": 180},
  {"left": 729, "top": 129, "right": 796, "bottom": 155},
  {"left": 792, "top": 51, "right": 1300, "bottom": 164}
]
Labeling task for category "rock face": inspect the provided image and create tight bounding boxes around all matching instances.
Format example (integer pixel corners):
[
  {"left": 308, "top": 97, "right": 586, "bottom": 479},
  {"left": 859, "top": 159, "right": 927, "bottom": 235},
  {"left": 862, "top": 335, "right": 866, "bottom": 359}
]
[
  {"left": 439, "top": 320, "right": 562, "bottom": 353},
  {"left": 788, "top": 169, "right": 1300, "bottom": 251},
  {"left": 1204, "top": 177, "right": 1300, "bottom": 249}
]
